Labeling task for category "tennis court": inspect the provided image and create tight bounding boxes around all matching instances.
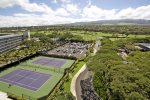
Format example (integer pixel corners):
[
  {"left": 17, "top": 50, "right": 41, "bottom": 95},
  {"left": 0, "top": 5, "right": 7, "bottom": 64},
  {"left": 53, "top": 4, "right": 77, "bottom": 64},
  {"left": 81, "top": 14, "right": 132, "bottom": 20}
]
[
  {"left": 0, "top": 56, "right": 75, "bottom": 99},
  {"left": 0, "top": 69, "right": 51, "bottom": 91},
  {"left": 32, "top": 58, "right": 66, "bottom": 68},
  {"left": 30, "top": 56, "right": 75, "bottom": 70}
]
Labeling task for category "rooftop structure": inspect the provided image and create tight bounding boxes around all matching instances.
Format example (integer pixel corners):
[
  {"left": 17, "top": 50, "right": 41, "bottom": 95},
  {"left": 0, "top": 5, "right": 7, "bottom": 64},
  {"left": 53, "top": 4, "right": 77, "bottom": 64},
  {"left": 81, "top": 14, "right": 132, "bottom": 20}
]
[
  {"left": 138, "top": 43, "right": 150, "bottom": 51},
  {"left": 23, "top": 31, "right": 30, "bottom": 40}
]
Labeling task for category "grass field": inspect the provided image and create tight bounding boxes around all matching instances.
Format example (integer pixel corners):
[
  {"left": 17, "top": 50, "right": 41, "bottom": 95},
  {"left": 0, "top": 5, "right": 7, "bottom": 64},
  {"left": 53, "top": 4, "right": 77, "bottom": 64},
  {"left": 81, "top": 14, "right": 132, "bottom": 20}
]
[
  {"left": 31, "top": 30, "right": 150, "bottom": 41},
  {"left": 0, "top": 56, "right": 75, "bottom": 100},
  {"left": 72, "top": 31, "right": 150, "bottom": 41},
  {"left": 109, "top": 34, "right": 150, "bottom": 41}
]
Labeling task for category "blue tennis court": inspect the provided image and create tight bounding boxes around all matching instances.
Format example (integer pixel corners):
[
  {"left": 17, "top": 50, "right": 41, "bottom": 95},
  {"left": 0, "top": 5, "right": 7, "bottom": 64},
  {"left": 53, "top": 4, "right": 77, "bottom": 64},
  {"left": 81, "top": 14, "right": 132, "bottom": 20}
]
[
  {"left": 32, "top": 57, "right": 66, "bottom": 68},
  {"left": 0, "top": 69, "right": 51, "bottom": 91}
]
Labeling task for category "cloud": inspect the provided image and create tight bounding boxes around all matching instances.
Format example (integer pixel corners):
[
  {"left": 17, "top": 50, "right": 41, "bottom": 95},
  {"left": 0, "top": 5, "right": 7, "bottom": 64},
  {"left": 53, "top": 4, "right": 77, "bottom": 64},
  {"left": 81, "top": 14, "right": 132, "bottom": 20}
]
[
  {"left": 116, "top": 5, "right": 150, "bottom": 19},
  {"left": 55, "top": 8, "right": 70, "bottom": 16},
  {"left": 82, "top": 5, "right": 116, "bottom": 19},
  {"left": 88, "top": 0, "right": 91, "bottom": 6},
  {"left": 0, "top": 0, "right": 150, "bottom": 27},
  {"left": 21, "top": 2, "right": 53, "bottom": 13},
  {"left": 0, "top": 0, "right": 54, "bottom": 14},
  {"left": 82, "top": 4, "right": 150, "bottom": 20},
  {"left": 0, "top": 14, "right": 72, "bottom": 27},
  {"left": 0, "top": 13, "right": 97, "bottom": 27},
  {"left": 52, "top": 0, "right": 58, "bottom": 4},
  {"left": 65, "top": 4, "right": 79, "bottom": 14},
  {"left": 59, "top": 0, "right": 71, "bottom": 3},
  {"left": 52, "top": 0, "right": 70, "bottom": 4},
  {"left": 0, "top": 0, "right": 70, "bottom": 16},
  {"left": 0, "top": 0, "right": 20, "bottom": 8}
]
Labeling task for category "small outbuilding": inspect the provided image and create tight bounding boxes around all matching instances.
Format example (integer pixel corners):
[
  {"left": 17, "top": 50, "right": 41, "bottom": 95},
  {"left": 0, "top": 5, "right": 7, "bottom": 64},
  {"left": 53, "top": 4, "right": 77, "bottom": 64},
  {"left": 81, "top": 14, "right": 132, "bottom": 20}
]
[{"left": 138, "top": 43, "right": 150, "bottom": 51}]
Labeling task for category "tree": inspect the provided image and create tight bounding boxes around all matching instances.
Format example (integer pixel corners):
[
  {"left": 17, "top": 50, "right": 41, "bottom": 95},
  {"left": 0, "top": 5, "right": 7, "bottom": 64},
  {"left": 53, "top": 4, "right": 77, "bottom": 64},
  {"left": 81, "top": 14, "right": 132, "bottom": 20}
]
[{"left": 127, "top": 92, "right": 145, "bottom": 100}]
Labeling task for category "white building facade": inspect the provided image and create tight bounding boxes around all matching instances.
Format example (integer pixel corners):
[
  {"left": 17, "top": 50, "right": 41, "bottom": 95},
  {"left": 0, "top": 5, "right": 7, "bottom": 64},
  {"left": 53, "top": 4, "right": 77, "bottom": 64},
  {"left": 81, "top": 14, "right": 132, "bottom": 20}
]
[{"left": 0, "top": 34, "right": 24, "bottom": 53}]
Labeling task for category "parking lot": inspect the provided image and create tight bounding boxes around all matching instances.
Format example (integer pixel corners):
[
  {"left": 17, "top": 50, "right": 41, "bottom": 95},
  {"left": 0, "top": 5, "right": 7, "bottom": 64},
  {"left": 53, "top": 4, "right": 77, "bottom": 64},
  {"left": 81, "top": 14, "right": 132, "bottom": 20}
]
[{"left": 48, "top": 42, "right": 91, "bottom": 59}]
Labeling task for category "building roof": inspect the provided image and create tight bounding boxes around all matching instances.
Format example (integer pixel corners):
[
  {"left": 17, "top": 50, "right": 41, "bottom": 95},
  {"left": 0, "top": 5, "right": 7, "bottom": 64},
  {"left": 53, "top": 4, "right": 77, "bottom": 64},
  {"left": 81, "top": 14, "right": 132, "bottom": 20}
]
[
  {"left": 0, "top": 33, "right": 10, "bottom": 36},
  {"left": 139, "top": 43, "right": 150, "bottom": 49},
  {"left": 0, "top": 33, "right": 23, "bottom": 40}
]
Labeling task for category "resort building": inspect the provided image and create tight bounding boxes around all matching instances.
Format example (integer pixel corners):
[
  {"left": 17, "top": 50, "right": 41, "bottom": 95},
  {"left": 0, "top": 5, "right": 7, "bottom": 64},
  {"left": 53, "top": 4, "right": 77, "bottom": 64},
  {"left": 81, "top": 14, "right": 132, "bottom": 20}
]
[
  {"left": 0, "top": 33, "right": 24, "bottom": 53},
  {"left": 0, "top": 31, "right": 30, "bottom": 53}
]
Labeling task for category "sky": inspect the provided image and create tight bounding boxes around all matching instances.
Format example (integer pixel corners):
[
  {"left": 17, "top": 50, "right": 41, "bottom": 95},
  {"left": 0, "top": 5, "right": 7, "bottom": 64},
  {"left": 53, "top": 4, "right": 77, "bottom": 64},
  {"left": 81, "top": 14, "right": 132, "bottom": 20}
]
[{"left": 0, "top": 0, "right": 150, "bottom": 27}]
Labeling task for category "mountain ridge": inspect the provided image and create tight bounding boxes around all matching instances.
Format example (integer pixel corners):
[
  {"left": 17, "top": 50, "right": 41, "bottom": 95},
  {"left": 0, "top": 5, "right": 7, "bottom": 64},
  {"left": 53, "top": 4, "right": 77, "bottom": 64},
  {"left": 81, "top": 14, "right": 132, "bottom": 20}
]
[{"left": 71, "top": 19, "right": 150, "bottom": 25}]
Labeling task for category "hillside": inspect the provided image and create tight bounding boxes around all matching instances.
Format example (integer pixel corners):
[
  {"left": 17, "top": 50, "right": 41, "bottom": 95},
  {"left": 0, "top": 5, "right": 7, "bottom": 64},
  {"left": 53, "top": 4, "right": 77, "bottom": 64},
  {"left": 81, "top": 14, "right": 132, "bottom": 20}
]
[{"left": 72, "top": 19, "right": 150, "bottom": 25}]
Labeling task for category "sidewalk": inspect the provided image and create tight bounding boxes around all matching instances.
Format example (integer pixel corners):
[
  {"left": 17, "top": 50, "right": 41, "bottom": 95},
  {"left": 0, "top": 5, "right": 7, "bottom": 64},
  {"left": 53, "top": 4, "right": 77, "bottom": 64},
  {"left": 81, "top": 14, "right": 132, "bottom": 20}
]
[
  {"left": 70, "top": 64, "right": 87, "bottom": 100},
  {"left": 0, "top": 91, "right": 12, "bottom": 100},
  {"left": 70, "top": 40, "right": 101, "bottom": 100}
]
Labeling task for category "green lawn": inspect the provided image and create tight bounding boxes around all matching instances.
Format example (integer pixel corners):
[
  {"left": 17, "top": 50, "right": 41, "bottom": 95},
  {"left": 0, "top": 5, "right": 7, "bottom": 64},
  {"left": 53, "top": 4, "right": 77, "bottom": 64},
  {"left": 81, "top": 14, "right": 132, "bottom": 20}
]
[
  {"left": 128, "top": 34, "right": 150, "bottom": 38},
  {"left": 31, "top": 30, "right": 150, "bottom": 41},
  {"left": 30, "top": 31, "right": 53, "bottom": 35},
  {"left": 109, "top": 34, "right": 150, "bottom": 41},
  {"left": 71, "top": 31, "right": 112, "bottom": 41},
  {"left": 71, "top": 31, "right": 150, "bottom": 41},
  {"left": 63, "top": 61, "right": 85, "bottom": 92}
]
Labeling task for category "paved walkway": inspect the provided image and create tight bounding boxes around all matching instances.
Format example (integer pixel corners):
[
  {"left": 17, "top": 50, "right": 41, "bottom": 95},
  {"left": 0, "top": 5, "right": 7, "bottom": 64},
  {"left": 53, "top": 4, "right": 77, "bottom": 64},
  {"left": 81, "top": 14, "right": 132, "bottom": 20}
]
[
  {"left": 93, "top": 40, "right": 101, "bottom": 55},
  {"left": 95, "top": 40, "right": 101, "bottom": 51},
  {"left": 70, "top": 64, "right": 87, "bottom": 100},
  {"left": 71, "top": 40, "right": 101, "bottom": 100},
  {"left": 75, "top": 65, "right": 88, "bottom": 100},
  {"left": 0, "top": 91, "right": 12, "bottom": 100}
]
